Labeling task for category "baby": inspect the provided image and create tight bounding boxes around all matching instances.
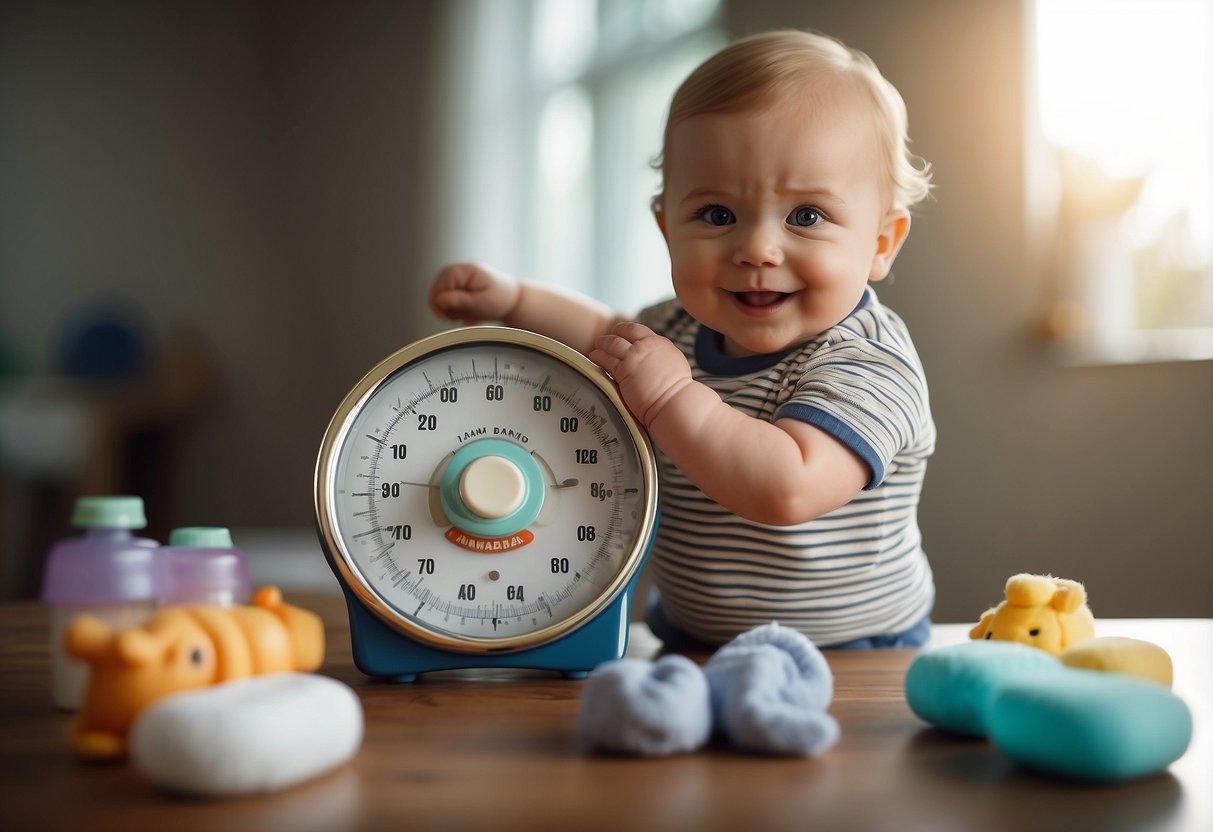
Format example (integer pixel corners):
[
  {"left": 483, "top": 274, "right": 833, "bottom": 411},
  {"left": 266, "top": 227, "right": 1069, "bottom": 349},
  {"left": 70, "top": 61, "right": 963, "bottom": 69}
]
[{"left": 429, "top": 30, "right": 935, "bottom": 650}]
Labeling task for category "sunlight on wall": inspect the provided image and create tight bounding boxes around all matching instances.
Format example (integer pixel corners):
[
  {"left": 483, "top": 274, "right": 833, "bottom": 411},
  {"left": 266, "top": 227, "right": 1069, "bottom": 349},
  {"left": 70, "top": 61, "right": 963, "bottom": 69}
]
[
  {"left": 536, "top": 86, "right": 595, "bottom": 298},
  {"left": 434, "top": 0, "right": 722, "bottom": 316},
  {"left": 1033, "top": 0, "right": 1213, "bottom": 361}
]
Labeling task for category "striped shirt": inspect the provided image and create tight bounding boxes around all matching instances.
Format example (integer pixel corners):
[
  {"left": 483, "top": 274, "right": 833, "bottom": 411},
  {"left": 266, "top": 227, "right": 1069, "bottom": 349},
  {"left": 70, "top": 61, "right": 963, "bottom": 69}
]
[{"left": 636, "top": 287, "right": 936, "bottom": 647}]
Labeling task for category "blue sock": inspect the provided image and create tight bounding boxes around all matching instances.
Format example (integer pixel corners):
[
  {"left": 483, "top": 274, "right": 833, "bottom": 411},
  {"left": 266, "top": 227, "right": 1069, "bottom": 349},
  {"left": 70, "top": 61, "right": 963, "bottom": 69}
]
[
  {"left": 703, "top": 622, "right": 839, "bottom": 756},
  {"left": 578, "top": 654, "right": 711, "bottom": 756}
]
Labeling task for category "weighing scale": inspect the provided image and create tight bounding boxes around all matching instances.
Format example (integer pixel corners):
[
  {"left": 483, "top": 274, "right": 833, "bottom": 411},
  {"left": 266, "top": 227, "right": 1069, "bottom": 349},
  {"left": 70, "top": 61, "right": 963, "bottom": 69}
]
[{"left": 314, "top": 327, "right": 658, "bottom": 681}]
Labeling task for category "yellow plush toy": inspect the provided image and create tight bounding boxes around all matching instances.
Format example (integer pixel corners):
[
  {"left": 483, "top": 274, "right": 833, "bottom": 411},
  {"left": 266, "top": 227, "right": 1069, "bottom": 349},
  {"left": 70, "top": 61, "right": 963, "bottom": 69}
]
[
  {"left": 970, "top": 573, "right": 1175, "bottom": 687},
  {"left": 970, "top": 573, "right": 1095, "bottom": 656},
  {"left": 1061, "top": 637, "right": 1173, "bottom": 687}
]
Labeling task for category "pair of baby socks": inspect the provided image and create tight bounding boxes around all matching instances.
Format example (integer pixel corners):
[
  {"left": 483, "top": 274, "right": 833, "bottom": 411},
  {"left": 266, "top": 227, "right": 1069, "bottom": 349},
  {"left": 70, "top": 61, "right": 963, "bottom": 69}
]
[{"left": 578, "top": 622, "right": 839, "bottom": 757}]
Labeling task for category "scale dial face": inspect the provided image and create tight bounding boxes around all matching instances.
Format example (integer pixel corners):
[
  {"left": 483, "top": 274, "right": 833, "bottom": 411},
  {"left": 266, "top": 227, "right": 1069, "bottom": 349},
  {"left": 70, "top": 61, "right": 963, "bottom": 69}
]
[{"left": 315, "top": 327, "right": 658, "bottom": 654}]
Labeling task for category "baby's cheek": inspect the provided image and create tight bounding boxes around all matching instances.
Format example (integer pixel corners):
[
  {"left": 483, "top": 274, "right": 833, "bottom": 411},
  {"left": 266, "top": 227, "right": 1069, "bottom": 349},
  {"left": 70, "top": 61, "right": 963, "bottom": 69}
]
[{"left": 671, "top": 255, "right": 722, "bottom": 300}]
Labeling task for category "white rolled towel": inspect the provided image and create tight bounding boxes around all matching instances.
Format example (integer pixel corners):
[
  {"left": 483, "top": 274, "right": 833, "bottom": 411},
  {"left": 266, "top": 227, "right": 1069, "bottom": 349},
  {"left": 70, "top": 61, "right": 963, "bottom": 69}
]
[{"left": 129, "top": 673, "right": 363, "bottom": 797}]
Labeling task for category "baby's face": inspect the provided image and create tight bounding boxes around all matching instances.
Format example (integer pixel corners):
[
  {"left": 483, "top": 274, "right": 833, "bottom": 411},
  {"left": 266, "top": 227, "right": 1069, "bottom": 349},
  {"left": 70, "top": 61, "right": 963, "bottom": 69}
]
[{"left": 658, "top": 81, "right": 907, "bottom": 357}]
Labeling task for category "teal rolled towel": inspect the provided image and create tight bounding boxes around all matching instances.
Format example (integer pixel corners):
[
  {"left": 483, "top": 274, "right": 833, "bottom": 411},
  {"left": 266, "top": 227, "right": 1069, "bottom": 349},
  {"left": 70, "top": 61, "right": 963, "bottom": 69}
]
[
  {"left": 989, "top": 668, "right": 1192, "bottom": 782},
  {"left": 904, "top": 640, "right": 1061, "bottom": 737}
]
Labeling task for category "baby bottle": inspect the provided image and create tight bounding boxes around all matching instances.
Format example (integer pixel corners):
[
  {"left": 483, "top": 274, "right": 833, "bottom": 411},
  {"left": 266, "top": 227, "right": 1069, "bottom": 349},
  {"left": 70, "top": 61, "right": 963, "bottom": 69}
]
[
  {"left": 40, "top": 495, "right": 160, "bottom": 710},
  {"left": 157, "top": 526, "right": 251, "bottom": 607}
]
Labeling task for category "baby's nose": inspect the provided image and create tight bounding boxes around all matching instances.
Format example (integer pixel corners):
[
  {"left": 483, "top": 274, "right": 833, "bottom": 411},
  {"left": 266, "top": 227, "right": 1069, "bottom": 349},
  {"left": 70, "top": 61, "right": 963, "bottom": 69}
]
[{"left": 733, "top": 222, "right": 784, "bottom": 268}]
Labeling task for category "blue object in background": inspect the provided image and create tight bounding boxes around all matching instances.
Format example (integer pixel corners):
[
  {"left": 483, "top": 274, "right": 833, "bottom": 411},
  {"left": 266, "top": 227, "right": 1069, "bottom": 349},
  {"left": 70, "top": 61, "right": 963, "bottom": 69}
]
[{"left": 55, "top": 299, "right": 154, "bottom": 380}]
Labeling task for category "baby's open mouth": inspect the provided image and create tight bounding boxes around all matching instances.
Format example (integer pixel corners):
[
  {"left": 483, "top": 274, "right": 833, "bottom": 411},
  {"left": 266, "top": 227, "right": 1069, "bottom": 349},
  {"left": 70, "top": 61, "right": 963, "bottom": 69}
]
[{"left": 733, "top": 291, "right": 790, "bottom": 308}]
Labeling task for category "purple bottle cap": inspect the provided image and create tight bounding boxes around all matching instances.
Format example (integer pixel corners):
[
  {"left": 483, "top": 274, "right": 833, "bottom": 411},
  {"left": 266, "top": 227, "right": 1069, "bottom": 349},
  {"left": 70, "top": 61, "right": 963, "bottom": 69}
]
[{"left": 158, "top": 527, "right": 251, "bottom": 606}]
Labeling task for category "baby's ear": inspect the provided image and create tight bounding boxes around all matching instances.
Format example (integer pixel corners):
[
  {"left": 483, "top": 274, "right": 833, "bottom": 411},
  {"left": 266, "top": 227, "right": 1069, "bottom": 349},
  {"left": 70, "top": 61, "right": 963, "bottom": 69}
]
[
  {"left": 652, "top": 202, "right": 668, "bottom": 241},
  {"left": 869, "top": 209, "right": 911, "bottom": 281}
]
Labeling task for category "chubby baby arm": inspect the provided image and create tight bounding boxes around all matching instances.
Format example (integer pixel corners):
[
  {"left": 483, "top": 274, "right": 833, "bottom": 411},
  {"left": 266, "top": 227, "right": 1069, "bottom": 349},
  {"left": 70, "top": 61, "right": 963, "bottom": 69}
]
[
  {"left": 429, "top": 262, "right": 521, "bottom": 323},
  {"left": 429, "top": 262, "right": 621, "bottom": 355},
  {"left": 591, "top": 323, "right": 868, "bottom": 525}
]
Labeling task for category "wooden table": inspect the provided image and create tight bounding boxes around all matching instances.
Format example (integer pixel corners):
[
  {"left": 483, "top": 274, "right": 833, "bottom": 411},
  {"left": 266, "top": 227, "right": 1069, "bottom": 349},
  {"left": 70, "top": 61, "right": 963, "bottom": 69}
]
[{"left": 2, "top": 595, "right": 1209, "bottom": 832}]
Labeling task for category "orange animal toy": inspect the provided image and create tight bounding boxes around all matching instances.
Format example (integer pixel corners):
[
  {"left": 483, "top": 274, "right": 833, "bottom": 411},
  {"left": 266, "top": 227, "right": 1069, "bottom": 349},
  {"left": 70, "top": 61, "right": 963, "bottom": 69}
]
[
  {"left": 66, "top": 586, "right": 324, "bottom": 760},
  {"left": 969, "top": 573, "right": 1095, "bottom": 656}
]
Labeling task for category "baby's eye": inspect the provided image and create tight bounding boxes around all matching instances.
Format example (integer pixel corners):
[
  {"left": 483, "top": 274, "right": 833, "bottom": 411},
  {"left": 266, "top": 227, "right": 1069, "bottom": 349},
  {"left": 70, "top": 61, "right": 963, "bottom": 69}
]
[
  {"left": 1028, "top": 628, "right": 1040, "bottom": 637},
  {"left": 696, "top": 205, "right": 735, "bottom": 226},
  {"left": 787, "top": 206, "right": 823, "bottom": 227}
]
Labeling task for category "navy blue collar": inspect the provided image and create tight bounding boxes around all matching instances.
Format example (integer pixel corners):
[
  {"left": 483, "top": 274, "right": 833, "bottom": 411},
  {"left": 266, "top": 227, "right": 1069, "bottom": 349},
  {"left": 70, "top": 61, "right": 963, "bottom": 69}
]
[{"left": 693, "top": 287, "right": 874, "bottom": 376}]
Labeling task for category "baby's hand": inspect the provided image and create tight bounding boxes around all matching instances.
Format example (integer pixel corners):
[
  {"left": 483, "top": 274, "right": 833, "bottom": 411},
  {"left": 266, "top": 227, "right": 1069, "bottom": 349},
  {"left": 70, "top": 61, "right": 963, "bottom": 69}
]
[
  {"left": 428, "top": 262, "right": 521, "bottom": 323},
  {"left": 590, "top": 323, "right": 693, "bottom": 428}
]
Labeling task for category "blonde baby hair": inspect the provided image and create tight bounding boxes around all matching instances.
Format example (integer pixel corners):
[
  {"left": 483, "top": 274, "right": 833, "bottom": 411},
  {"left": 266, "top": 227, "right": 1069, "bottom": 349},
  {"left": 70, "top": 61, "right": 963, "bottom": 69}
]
[{"left": 653, "top": 29, "right": 933, "bottom": 212}]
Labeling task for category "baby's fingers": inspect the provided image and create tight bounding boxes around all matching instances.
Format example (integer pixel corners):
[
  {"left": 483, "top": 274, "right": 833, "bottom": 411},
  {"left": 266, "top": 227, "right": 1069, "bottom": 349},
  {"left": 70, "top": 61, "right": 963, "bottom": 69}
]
[
  {"left": 429, "top": 289, "right": 477, "bottom": 320},
  {"left": 591, "top": 332, "right": 636, "bottom": 374},
  {"left": 594, "top": 332, "right": 632, "bottom": 358},
  {"left": 588, "top": 348, "right": 619, "bottom": 377},
  {"left": 609, "top": 321, "right": 659, "bottom": 344}
]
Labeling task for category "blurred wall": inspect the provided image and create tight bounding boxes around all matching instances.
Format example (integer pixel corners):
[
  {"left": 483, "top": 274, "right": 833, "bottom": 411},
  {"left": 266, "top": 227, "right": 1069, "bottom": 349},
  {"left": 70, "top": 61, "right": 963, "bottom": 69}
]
[
  {"left": 0, "top": 0, "right": 444, "bottom": 571},
  {"left": 2, "top": 0, "right": 1210, "bottom": 618}
]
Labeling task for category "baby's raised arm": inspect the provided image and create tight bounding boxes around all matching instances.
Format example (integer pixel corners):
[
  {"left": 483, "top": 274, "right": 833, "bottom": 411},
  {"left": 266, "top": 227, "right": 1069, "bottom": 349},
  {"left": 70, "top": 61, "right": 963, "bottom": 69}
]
[
  {"left": 429, "top": 262, "right": 622, "bottom": 355},
  {"left": 591, "top": 323, "right": 869, "bottom": 526}
]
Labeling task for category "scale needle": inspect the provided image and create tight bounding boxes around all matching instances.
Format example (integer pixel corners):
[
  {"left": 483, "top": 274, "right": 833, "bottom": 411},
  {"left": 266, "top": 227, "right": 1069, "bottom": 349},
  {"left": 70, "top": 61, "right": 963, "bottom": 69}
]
[{"left": 397, "top": 478, "right": 577, "bottom": 490}]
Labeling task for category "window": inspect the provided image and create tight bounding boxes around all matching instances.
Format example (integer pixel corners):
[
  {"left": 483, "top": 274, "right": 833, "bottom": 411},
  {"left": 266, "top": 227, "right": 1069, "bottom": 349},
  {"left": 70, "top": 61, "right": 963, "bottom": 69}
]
[
  {"left": 432, "top": 0, "right": 724, "bottom": 315},
  {"left": 1030, "top": 0, "right": 1213, "bottom": 362}
]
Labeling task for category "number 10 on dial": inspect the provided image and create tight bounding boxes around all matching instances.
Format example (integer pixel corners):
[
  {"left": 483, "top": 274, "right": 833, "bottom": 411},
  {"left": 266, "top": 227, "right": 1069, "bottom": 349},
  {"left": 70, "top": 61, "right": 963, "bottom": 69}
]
[{"left": 314, "top": 327, "right": 658, "bottom": 681}]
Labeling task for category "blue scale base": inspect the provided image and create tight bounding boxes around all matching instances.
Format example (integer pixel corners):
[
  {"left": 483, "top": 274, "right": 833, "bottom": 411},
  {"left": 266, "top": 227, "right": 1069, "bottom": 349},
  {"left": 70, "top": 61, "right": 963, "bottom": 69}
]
[{"left": 340, "top": 578, "right": 641, "bottom": 682}]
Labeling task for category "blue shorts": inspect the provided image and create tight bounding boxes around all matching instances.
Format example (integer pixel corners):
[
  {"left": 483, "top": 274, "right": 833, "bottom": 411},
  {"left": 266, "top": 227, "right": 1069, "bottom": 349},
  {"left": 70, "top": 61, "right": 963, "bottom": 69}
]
[{"left": 645, "top": 589, "right": 933, "bottom": 651}]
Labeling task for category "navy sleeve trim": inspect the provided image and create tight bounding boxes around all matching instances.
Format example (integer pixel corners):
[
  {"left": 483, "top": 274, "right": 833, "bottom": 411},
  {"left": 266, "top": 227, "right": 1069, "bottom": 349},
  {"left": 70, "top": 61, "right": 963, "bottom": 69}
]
[{"left": 776, "top": 402, "right": 886, "bottom": 490}]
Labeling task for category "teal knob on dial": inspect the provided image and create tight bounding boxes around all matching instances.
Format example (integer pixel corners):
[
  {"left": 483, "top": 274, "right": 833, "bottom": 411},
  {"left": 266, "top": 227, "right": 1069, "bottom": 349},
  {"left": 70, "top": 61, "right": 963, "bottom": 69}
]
[{"left": 439, "top": 439, "right": 544, "bottom": 538}]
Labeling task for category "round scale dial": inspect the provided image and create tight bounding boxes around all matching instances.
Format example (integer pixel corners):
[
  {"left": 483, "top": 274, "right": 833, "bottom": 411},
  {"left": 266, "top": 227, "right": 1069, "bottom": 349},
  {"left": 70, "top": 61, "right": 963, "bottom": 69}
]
[{"left": 315, "top": 327, "right": 657, "bottom": 655}]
